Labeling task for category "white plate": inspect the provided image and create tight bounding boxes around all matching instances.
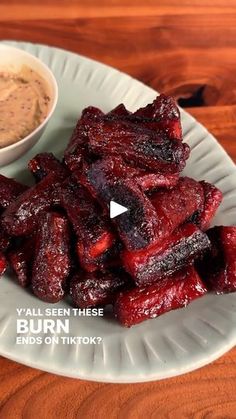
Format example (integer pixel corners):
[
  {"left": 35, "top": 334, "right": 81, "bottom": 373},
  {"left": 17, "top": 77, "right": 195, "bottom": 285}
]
[{"left": 0, "top": 41, "right": 236, "bottom": 383}]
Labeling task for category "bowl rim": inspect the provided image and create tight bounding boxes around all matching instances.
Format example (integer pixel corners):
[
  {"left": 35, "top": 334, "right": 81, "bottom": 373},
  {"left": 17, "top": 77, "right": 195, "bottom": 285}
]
[{"left": 0, "top": 44, "right": 58, "bottom": 153}]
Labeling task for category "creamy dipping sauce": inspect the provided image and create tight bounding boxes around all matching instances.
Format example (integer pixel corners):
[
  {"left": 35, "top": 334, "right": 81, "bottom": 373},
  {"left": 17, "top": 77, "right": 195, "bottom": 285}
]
[{"left": 0, "top": 66, "right": 51, "bottom": 148}]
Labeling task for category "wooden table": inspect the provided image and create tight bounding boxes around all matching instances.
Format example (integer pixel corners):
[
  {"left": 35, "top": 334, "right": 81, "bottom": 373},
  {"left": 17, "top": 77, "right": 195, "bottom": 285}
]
[{"left": 0, "top": 1, "right": 236, "bottom": 417}]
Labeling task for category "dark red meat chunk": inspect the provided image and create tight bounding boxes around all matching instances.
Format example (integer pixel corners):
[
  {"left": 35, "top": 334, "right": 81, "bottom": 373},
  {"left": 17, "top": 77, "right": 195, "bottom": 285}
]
[
  {"left": 0, "top": 174, "right": 28, "bottom": 210},
  {"left": 70, "top": 268, "right": 132, "bottom": 308},
  {"left": 133, "top": 94, "right": 182, "bottom": 140},
  {"left": 64, "top": 106, "right": 104, "bottom": 172},
  {"left": 82, "top": 155, "right": 179, "bottom": 192},
  {"left": 80, "top": 158, "right": 161, "bottom": 251},
  {"left": 88, "top": 119, "right": 189, "bottom": 173},
  {"left": 150, "top": 177, "right": 204, "bottom": 241},
  {"left": 8, "top": 237, "right": 35, "bottom": 287},
  {"left": 2, "top": 171, "right": 66, "bottom": 236},
  {"left": 0, "top": 252, "right": 7, "bottom": 277},
  {"left": 114, "top": 267, "right": 206, "bottom": 327},
  {"left": 198, "top": 181, "right": 223, "bottom": 230},
  {"left": 28, "top": 152, "right": 68, "bottom": 182},
  {"left": 123, "top": 223, "right": 211, "bottom": 286},
  {"left": 106, "top": 95, "right": 182, "bottom": 141},
  {"left": 81, "top": 173, "right": 197, "bottom": 256},
  {"left": 60, "top": 177, "right": 115, "bottom": 272},
  {"left": 32, "top": 212, "right": 71, "bottom": 303},
  {"left": 197, "top": 226, "right": 236, "bottom": 293}
]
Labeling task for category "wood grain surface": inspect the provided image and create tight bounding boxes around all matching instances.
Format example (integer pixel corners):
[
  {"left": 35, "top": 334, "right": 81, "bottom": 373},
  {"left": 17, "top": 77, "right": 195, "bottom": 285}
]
[{"left": 0, "top": 1, "right": 236, "bottom": 418}]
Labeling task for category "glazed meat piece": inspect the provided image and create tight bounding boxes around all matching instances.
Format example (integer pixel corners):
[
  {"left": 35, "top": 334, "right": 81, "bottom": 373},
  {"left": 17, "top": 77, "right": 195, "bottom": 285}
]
[
  {"left": 80, "top": 158, "right": 161, "bottom": 251},
  {"left": 28, "top": 152, "right": 68, "bottom": 182},
  {"left": 123, "top": 223, "right": 211, "bottom": 286},
  {"left": 0, "top": 174, "right": 28, "bottom": 210},
  {"left": 133, "top": 94, "right": 182, "bottom": 140},
  {"left": 150, "top": 177, "right": 204, "bottom": 239},
  {"left": 82, "top": 155, "right": 179, "bottom": 191},
  {"left": 70, "top": 268, "right": 132, "bottom": 308},
  {"left": 60, "top": 177, "right": 115, "bottom": 272},
  {"left": 2, "top": 171, "right": 66, "bottom": 236},
  {"left": 114, "top": 267, "right": 206, "bottom": 327},
  {"left": 8, "top": 236, "right": 35, "bottom": 287},
  {"left": 81, "top": 171, "right": 202, "bottom": 252},
  {"left": 32, "top": 212, "right": 71, "bottom": 303},
  {"left": 105, "top": 95, "right": 182, "bottom": 141},
  {"left": 197, "top": 226, "right": 236, "bottom": 293},
  {"left": 0, "top": 252, "right": 7, "bottom": 277},
  {"left": 88, "top": 119, "right": 189, "bottom": 173},
  {"left": 198, "top": 181, "right": 223, "bottom": 230},
  {"left": 64, "top": 106, "right": 104, "bottom": 172}
]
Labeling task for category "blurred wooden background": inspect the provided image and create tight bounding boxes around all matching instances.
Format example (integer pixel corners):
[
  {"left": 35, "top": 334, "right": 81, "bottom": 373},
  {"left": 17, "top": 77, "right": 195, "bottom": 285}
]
[{"left": 0, "top": 1, "right": 236, "bottom": 418}]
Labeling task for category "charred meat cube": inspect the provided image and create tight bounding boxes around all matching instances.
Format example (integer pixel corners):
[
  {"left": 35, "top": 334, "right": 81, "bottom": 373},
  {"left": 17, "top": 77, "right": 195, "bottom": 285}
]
[
  {"left": 64, "top": 106, "right": 104, "bottom": 172},
  {"left": 28, "top": 152, "right": 68, "bottom": 182},
  {"left": 0, "top": 252, "right": 7, "bottom": 277},
  {"left": 70, "top": 268, "right": 132, "bottom": 308},
  {"left": 114, "top": 267, "right": 206, "bottom": 327},
  {"left": 80, "top": 158, "right": 161, "bottom": 251},
  {"left": 105, "top": 95, "right": 182, "bottom": 141},
  {"left": 8, "top": 236, "right": 35, "bottom": 287},
  {"left": 0, "top": 174, "right": 28, "bottom": 210},
  {"left": 60, "top": 177, "right": 115, "bottom": 272},
  {"left": 82, "top": 174, "right": 198, "bottom": 257},
  {"left": 83, "top": 155, "right": 179, "bottom": 192},
  {"left": 150, "top": 177, "right": 204, "bottom": 240},
  {"left": 197, "top": 226, "right": 236, "bottom": 293},
  {"left": 32, "top": 212, "right": 71, "bottom": 303},
  {"left": 2, "top": 171, "right": 66, "bottom": 236},
  {"left": 88, "top": 119, "right": 189, "bottom": 173},
  {"left": 198, "top": 181, "right": 223, "bottom": 230},
  {"left": 123, "top": 223, "right": 211, "bottom": 286},
  {"left": 133, "top": 94, "right": 182, "bottom": 140}
]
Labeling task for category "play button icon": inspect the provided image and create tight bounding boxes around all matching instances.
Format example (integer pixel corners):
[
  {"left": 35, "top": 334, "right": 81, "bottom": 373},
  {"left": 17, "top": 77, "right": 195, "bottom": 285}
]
[{"left": 110, "top": 200, "right": 128, "bottom": 219}]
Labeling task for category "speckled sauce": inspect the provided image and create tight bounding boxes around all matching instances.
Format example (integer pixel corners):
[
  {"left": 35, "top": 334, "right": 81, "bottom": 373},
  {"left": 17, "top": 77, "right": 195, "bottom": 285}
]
[{"left": 0, "top": 65, "right": 51, "bottom": 148}]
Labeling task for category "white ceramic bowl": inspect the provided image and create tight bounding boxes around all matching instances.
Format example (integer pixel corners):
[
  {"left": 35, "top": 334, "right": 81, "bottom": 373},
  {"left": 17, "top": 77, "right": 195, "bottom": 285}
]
[{"left": 0, "top": 44, "right": 58, "bottom": 167}]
